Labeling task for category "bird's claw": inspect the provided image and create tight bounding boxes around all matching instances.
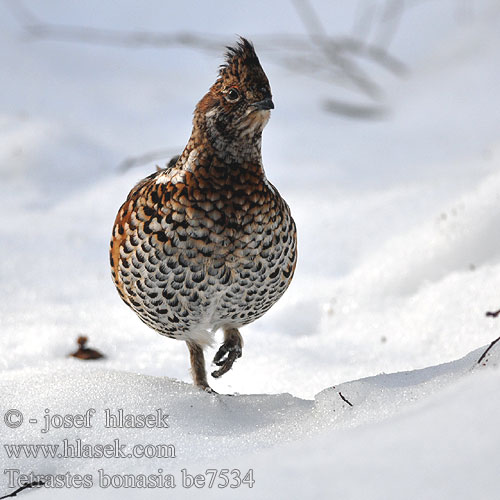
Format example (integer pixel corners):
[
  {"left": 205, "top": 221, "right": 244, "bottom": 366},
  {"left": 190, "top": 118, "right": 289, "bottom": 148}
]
[
  {"left": 211, "top": 344, "right": 242, "bottom": 378},
  {"left": 202, "top": 385, "right": 218, "bottom": 395}
]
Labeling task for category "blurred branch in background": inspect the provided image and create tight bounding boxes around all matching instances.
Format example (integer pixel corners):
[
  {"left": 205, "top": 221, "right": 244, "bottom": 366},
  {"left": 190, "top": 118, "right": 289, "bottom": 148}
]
[
  {"left": 290, "top": 0, "right": 408, "bottom": 118},
  {"left": 6, "top": 0, "right": 409, "bottom": 115},
  {"left": 4, "top": 0, "right": 451, "bottom": 168},
  {"left": 118, "top": 148, "right": 181, "bottom": 173}
]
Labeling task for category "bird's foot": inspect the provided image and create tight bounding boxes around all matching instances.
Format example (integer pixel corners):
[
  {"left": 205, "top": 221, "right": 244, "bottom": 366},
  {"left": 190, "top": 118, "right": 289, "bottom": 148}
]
[
  {"left": 201, "top": 385, "right": 218, "bottom": 395},
  {"left": 211, "top": 337, "right": 242, "bottom": 379}
]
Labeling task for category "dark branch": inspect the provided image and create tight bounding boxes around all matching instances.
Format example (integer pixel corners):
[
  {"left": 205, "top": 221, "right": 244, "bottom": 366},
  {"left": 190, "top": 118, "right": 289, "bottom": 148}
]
[
  {"left": 0, "top": 481, "right": 44, "bottom": 500},
  {"left": 339, "top": 391, "right": 354, "bottom": 407},
  {"left": 477, "top": 336, "right": 500, "bottom": 366},
  {"left": 485, "top": 309, "right": 500, "bottom": 318}
]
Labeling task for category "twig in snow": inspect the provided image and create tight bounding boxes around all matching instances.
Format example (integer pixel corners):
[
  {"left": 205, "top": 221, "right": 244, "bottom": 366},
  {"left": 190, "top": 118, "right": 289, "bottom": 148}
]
[
  {"left": 339, "top": 391, "right": 353, "bottom": 407},
  {"left": 69, "top": 336, "right": 105, "bottom": 360},
  {"left": 485, "top": 309, "right": 500, "bottom": 318},
  {"left": 0, "top": 481, "right": 44, "bottom": 500},
  {"left": 476, "top": 335, "right": 500, "bottom": 366}
]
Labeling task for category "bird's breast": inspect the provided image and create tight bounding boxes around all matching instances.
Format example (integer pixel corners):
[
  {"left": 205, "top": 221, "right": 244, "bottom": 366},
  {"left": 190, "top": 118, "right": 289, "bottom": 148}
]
[{"left": 158, "top": 166, "right": 274, "bottom": 256}]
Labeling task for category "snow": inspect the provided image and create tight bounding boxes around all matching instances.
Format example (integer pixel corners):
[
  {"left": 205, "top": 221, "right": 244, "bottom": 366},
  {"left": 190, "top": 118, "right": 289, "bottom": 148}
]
[
  {"left": 1, "top": 1, "right": 500, "bottom": 498},
  {"left": 2, "top": 346, "right": 499, "bottom": 499}
]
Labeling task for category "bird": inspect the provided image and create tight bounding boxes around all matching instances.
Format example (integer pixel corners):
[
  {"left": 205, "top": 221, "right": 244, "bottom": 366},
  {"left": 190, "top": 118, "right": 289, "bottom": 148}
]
[{"left": 110, "top": 37, "right": 297, "bottom": 392}]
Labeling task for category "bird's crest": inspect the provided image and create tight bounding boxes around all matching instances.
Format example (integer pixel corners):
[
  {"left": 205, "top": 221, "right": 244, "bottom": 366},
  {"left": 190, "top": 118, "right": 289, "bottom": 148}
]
[{"left": 219, "top": 37, "right": 265, "bottom": 82}]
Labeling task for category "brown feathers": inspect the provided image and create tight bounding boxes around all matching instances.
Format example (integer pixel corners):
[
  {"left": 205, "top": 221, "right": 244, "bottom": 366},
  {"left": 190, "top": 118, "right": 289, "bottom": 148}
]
[{"left": 110, "top": 38, "right": 296, "bottom": 391}]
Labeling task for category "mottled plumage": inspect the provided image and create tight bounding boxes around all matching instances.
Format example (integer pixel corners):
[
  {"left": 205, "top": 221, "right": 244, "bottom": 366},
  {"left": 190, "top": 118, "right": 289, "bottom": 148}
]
[{"left": 110, "top": 38, "right": 297, "bottom": 391}]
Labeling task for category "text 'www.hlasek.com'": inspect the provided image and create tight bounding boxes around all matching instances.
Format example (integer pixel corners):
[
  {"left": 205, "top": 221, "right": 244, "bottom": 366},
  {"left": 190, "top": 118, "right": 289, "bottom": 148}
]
[{"left": 2, "top": 407, "right": 255, "bottom": 490}]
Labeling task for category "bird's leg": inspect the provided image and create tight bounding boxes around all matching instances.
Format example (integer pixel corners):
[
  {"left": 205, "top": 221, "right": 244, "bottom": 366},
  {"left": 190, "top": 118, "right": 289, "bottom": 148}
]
[
  {"left": 212, "top": 327, "right": 243, "bottom": 379},
  {"left": 186, "top": 341, "right": 216, "bottom": 393}
]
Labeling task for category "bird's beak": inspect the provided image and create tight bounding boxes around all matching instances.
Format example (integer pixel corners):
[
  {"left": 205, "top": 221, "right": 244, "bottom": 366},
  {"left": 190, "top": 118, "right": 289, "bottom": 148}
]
[{"left": 252, "top": 97, "right": 274, "bottom": 110}]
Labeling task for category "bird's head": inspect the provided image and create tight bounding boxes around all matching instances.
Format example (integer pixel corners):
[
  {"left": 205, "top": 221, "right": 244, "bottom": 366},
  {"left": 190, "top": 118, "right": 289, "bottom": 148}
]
[{"left": 194, "top": 37, "right": 273, "bottom": 160}]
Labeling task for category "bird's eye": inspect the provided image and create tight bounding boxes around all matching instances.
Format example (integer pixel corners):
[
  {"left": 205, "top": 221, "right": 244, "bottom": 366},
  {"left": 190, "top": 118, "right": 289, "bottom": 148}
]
[{"left": 226, "top": 88, "right": 240, "bottom": 102}]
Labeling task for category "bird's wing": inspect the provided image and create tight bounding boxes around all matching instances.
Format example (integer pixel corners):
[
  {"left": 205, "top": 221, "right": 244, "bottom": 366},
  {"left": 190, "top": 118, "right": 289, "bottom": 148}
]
[{"left": 110, "top": 161, "right": 184, "bottom": 304}]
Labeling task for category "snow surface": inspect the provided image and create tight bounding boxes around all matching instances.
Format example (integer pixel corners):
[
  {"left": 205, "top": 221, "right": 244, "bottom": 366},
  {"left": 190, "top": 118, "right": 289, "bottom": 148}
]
[
  {"left": 1, "top": 1, "right": 500, "bottom": 498},
  {"left": 1, "top": 345, "right": 499, "bottom": 499}
]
